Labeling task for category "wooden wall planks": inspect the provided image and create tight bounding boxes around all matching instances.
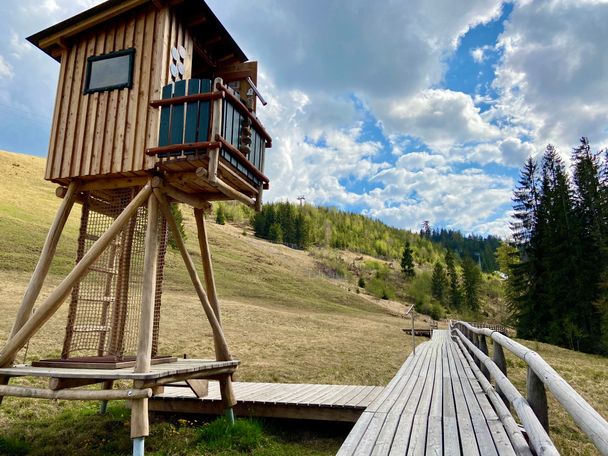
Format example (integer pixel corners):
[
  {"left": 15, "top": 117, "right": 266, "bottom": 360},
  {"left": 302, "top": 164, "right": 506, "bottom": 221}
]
[{"left": 45, "top": 5, "right": 192, "bottom": 183}]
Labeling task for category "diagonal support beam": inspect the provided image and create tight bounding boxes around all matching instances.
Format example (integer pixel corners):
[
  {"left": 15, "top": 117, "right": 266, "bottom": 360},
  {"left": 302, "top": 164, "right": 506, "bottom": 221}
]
[
  {"left": 1, "top": 181, "right": 80, "bottom": 401},
  {"left": 193, "top": 208, "right": 221, "bottom": 323},
  {"left": 193, "top": 207, "right": 236, "bottom": 411},
  {"left": 0, "top": 184, "right": 153, "bottom": 368},
  {"left": 11, "top": 181, "right": 79, "bottom": 338},
  {"left": 153, "top": 189, "right": 231, "bottom": 361}
]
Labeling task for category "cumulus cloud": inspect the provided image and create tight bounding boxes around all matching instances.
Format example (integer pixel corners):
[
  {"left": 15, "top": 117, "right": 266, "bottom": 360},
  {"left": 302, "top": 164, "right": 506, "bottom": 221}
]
[
  {"left": 384, "top": 89, "right": 500, "bottom": 151},
  {"left": 366, "top": 163, "right": 513, "bottom": 234},
  {"left": 492, "top": 0, "right": 608, "bottom": 154},
  {"left": 209, "top": 0, "right": 502, "bottom": 98}
]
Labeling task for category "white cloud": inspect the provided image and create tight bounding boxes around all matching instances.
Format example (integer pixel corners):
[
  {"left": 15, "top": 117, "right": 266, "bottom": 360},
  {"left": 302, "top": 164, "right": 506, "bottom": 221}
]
[
  {"left": 0, "top": 56, "right": 13, "bottom": 80},
  {"left": 365, "top": 163, "right": 514, "bottom": 234},
  {"left": 384, "top": 89, "right": 500, "bottom": 151},
  {"left": 471, "top": 47, "right": 486, "bottom": 63},
  {"left": 492, "top": 0, "right": 608, "bottom": 155}
]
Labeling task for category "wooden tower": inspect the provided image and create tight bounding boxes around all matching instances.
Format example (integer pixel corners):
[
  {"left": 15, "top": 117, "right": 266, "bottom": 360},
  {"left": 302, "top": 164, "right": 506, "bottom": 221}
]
[{"left": 0, "top": 0, "right": 270, "bottom": 454}]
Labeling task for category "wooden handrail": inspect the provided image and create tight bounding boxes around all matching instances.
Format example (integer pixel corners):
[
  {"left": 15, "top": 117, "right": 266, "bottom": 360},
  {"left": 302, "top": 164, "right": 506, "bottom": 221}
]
[
  {"left": 452, "top": 320, "right": 608, "bottom": 455},
  {"left": 452, "top": 327, "right": 558, "bottom": 455},
  {"left": 215, "top": 82, "right": 272, "bottom": 147},
  {"left": 145, "top": 141, "right": 220, "bottom": 157},
  {"left": 149, "top": 91, "right": 224, "bottom": 108},
  {"left": 216, "top": 135, "right": 270, "bottom": 183}
]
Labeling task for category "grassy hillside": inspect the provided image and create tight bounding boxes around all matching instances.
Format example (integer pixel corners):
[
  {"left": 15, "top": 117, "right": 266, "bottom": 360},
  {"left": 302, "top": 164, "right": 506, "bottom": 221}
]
[{"left": 0, "top": 150, "right": 606, "bottom": 455}]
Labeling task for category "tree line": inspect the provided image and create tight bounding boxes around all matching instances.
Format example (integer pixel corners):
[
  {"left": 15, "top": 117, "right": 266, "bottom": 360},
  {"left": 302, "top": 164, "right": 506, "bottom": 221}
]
[
  {"left": 503, "top": 138, "right": 608, "bottom": 354},
  {"left": 421, "top": 223, "right": 501, "bottom": 272},
  {"left": 431, "top": 250, "right": 482, "bottom": 312},
  {"left": 252, "top": 202, "right": 438, "bottom": 261}
]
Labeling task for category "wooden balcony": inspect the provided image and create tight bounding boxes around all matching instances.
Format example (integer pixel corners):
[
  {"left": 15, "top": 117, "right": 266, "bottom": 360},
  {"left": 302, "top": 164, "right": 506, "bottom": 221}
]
[{"left": 146, "top": 77, "right": 271, "bottom": 207}]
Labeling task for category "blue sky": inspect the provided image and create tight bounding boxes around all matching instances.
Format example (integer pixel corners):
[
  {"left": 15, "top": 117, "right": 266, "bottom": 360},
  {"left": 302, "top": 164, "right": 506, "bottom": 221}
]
[{"left": 1, "top": 0, "right": 608, "bottom": 237}]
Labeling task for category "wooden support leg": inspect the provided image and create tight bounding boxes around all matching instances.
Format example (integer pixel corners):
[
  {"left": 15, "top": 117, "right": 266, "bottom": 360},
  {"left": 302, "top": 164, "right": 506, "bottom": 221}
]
[
  {"left": 0, "top": 182, "right": 79, "bottom": 404},
  {"left": 193, "top": 208, "right": 221, "bottom": 323},
  {"left": 0, "top": 184, "right": 152, "bottom": 369},
  {"left": 153, "top": 189, "right": 231, "bottom": 361},
  {"left": 10, "top": 181, "right": 79, "bottom": 339},
  {"left": 99, "top": 380, "right": 114, "bottom": 415},
  {"left": 134, "top": 193, "right": 159, "bottom": 374},
  {"left": 131, "top": 193, "right": 159, "bottom": 443},
  {"left": 194, "top": 208, "right": 237, "bottom": 419}
]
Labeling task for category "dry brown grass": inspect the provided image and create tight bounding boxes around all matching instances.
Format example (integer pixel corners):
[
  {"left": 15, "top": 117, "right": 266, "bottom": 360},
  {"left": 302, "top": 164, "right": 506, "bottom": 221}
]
[{"left": 0, "top": 151, "right": 607, "bottom": 456}]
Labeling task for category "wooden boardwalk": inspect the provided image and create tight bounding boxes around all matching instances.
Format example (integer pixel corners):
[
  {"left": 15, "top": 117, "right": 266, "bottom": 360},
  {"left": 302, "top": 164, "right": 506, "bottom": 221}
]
[
  {"left": 337, "top": 330, "right": 532, "bottom": 455},
  {"left": 150, "top": 381, "right": 384, "bottom": 422}
]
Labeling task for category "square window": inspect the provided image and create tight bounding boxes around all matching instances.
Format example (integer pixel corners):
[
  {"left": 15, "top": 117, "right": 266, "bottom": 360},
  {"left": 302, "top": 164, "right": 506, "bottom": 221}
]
[{"left": 84, "top": 48, "right": 135, "bottom": 94}]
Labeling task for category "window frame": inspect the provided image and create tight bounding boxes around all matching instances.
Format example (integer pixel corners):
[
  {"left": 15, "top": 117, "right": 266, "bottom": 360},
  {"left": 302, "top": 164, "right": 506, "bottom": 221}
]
[{"left": 83, "top": 48, "right": 136, "bottom": 94}]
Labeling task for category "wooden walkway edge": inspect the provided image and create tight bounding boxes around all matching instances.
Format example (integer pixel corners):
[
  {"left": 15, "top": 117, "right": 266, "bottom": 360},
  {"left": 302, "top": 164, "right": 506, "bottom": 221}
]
[
  {"left": 337, "top": 330, "right": 532, "bottom": 455},
  {"left": 149, "top": 382, "right": 384, "bottom": 422}
]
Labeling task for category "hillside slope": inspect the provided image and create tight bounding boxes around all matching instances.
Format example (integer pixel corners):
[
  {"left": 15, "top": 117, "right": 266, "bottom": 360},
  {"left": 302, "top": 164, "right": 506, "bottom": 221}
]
[
  {"left": 0, "top": 151, "right": 606, "bottom": 456},
  {"left": 0, "top": 150, "right": 411, "bottom": 385}
]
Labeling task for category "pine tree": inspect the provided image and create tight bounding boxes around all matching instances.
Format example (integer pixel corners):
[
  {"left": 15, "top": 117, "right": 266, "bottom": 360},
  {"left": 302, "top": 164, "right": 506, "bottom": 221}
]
[
  {"left": 536, "top": 145, "right": 580, "bottom": 347},
  {"left": 215, "top": 204, "right": 226, "bottom": 225},
  {"left": 462, "top": 257, "right": 482, "bottom": 311},
  {"left": 401, "top": 241, "right": 415, "bottom": 278},
  {"left": 294, "top": 211, "right": 311, "bottom": 249},
  {"left": 571, "top": 137, "right": 606, "bottom": 351},
  {"left": 508, "top": 156, "right": 541, "bottom": 336},
  {"left": 268, "top": 222, "right": 283, "bottom": 243},
  {"left": 431, "top": 261, "right": 448, "bottom": 304},
  {"left": 445, "top": 250, "right": 461, "bottom": 309}
]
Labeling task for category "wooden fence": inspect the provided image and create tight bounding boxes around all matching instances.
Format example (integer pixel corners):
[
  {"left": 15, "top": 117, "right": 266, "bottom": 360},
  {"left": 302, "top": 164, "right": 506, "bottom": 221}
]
[{"left": 451, "top": 320, "right": 608, "bottom": 456}]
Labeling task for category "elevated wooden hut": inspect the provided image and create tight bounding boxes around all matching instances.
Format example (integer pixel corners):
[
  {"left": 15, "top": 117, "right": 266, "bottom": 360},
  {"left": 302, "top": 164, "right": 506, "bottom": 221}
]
[{"left": 0, "top": 0, "right": 270, "bottom": 454}]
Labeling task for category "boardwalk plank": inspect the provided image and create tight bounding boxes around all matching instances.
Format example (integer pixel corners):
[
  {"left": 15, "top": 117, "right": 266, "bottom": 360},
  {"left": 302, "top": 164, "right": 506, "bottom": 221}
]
[
  {"left": 450, "top": 342, "right": 499, "bottom": 456},
  {"left": 446, "top": 336, "right": 481, "bottom": 456}
]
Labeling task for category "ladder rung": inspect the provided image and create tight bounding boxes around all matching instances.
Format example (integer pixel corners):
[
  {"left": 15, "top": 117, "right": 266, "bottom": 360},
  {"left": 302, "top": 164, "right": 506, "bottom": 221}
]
[
  {"left": 78, "top": 296, "right": 115, "bottom": 303},
  {"left": 72, "top": 325, "right": 111, "bottom": 333},
  {"left": 84, "top": 233, "right": 121, "bottom": 246},
  {"left": 89, "top": 265, "right": 118, "bottom": 275}
]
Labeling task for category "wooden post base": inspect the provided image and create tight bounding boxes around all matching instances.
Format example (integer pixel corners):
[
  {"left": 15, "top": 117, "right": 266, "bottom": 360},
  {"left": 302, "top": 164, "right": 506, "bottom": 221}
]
[{"left": 130, "top": 398, "right": 149, "bottom": 439}]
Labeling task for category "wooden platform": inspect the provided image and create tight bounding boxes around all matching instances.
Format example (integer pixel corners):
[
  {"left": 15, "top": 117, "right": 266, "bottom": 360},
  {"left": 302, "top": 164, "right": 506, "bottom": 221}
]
[
  {"left": 337, "top": 330, "right": 532, "bottom": 455},
  {"left": 149, "top": 381, "right": 384, "bottom": 422},
  {"left": 0, "top": 359, "right": 238, "bottom": 384}
]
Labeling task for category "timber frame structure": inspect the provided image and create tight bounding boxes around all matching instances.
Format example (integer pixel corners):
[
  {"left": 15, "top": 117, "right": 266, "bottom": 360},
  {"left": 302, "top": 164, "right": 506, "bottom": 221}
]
[{"left": 0, "top": 1, "right": 271, "bottom": 455}]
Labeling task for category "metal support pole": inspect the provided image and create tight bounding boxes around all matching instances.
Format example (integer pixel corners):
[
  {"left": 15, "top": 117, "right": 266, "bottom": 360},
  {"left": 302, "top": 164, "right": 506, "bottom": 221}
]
[{"left": 133, "top": 437, "right": 144, "bottom": 456}]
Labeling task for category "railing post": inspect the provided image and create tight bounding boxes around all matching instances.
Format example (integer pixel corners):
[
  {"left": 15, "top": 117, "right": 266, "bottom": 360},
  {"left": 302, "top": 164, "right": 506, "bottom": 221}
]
[
  {"left": 527, "top": 366, "right": 549, "bottom": 432},
  {"left": 478, "top": 335, "right": 490, "bottom": 380},
  {"left": 472, "top": 333, "right": 482, "bottom": 368},
  {"left": 492, "top": 340, "right": 509, "bottom": 407},
  {"left": 411, "top": 309, "right": 416, "bottom": 355}
]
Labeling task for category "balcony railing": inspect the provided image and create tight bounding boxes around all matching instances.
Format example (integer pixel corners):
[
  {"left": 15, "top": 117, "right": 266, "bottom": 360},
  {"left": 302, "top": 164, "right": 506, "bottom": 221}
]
[{"left": 147, "top": 78, "right": 270, "bottom": 191}]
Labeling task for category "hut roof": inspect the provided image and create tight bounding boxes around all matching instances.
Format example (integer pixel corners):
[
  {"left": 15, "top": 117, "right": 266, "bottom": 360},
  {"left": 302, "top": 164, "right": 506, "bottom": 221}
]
[{"left": 27, "top": 0, "right": 248, "bottom": 65}]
